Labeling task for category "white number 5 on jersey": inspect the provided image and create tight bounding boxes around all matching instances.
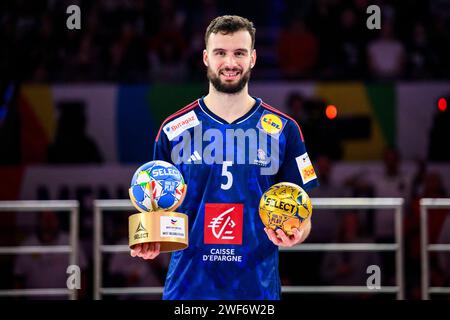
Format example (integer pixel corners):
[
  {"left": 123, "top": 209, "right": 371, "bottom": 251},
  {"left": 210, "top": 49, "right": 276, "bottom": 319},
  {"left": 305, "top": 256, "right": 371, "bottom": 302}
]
[{"left": 221, "top": 161, "right": 233, "bottom": 190}]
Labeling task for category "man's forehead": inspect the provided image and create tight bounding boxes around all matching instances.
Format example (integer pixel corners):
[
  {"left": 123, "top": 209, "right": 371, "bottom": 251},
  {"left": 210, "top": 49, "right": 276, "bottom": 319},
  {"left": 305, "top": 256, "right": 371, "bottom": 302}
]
[{"left": 207, "top": 30, "right": 252, "bottom": 50}]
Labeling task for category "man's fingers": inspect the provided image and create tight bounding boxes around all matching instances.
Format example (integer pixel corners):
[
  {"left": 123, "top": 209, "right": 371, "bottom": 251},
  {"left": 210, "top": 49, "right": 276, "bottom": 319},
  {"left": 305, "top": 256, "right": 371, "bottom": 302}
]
[
  {"left": 267, "top": 228, "right": 282, "bottom": 245},
  {"left": 139, "top": 242, "right": 149, "bottom": 258},
  {"left": 276, "top": 229, "right": 290, "bottom": 244},
  {"left": 291, "top": 228, "right": 303, "bottom": 241},
  {"left": 287, "top": 228, "right": 306, "bottom": 246},
  {"left": 265, "top": 227, "right": 302, "bottom": 247},
  {"left": 264, "top": 228, "right": 272, "bottom": 242},
  {"left": 142, "top": 243, "right": 161, "bottom": 260},
  {"left": 130, "top": 244, "right": 141, "bottom": 257},
  {"left": 130, "top": 242, "right": 162, "bottom": 260},
  {"left": 148, "top": 243, "right": 161, "bottom": 259},
  {"left": 142, "top": 243, "right": 150, "bottom": 259},
  {"left": 264, "top": 227, "right": 274, "bottom": 242},
  {"left": 144, "top": 243, "right": 155, "bottom": 259}
]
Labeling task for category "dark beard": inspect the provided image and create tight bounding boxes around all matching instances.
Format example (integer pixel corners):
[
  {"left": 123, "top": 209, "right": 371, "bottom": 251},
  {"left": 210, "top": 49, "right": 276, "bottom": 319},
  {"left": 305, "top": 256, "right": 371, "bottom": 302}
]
[{"left": 207, "top": 67, "right": 251, "bottom": 94}]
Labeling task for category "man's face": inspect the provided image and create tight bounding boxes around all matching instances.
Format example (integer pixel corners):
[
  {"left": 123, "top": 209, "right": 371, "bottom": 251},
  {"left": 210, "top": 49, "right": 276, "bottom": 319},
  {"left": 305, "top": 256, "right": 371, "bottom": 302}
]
[{"left": 203, "top": 30, "right": 256, "bottom": 94}]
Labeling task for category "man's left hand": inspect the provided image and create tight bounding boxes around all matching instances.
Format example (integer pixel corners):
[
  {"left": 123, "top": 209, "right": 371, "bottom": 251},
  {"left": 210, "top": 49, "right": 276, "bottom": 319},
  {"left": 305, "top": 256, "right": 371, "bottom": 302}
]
[{"left": 264, "top": 219, "right": 311, "bottom": 247}]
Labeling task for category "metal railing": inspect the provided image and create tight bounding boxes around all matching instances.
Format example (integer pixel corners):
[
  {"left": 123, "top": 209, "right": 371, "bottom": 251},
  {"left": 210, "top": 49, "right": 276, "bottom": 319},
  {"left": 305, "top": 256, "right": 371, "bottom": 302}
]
[
  {"left": 94, "top": 198, "right": 404, "bottom": 300},
  {"left": 0, "top": 200, "right": 79, "bottom": 300},
  {"left": 281, "top": 198, "right": 404, "bottom": 299},
  {"left": 93, "top": 200, "right": 161, "bottom": 299},
  {"left": 420, "top": 198, "right": 450, "bottom": 300}
]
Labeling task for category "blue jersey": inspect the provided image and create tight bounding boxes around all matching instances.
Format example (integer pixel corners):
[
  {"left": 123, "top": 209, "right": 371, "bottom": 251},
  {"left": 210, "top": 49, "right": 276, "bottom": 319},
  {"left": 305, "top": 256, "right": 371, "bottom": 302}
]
[{"left": 153, "top": 97, "right": 319, "bottom": 300}]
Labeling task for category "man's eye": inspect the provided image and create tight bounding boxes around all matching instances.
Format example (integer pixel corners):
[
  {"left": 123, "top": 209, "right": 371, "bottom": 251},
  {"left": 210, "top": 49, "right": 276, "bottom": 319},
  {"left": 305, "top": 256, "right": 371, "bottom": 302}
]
[
  {"left": 235, "top": 52, "right": 244, "bottom": 56},
  {"left": 217, "top": 51, "right": 225, "bottom": 56}
]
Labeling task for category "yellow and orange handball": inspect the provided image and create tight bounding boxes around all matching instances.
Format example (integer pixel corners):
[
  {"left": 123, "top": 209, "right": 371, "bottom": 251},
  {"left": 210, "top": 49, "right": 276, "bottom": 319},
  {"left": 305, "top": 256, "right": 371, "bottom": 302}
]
[{"left": 259, "top": 182, "right": 312, "bottom": 236}]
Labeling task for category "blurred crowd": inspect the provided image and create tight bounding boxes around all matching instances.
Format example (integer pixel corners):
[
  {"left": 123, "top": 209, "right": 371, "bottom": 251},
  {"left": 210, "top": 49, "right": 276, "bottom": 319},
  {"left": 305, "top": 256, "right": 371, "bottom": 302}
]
[{"left": 1, "top": 0, "right": 450, "bottom": 83}]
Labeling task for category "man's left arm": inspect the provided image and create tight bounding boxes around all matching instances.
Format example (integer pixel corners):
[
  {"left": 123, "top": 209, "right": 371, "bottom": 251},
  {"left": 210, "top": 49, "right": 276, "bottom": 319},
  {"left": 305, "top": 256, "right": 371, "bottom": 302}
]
[{"left": 265, "top": 119, "right": 317, "bottom": 247}]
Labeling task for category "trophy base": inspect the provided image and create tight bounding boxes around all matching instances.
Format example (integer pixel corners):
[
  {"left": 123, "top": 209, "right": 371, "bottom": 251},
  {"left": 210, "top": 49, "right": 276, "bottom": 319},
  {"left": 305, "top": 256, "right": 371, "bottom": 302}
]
[{"left": 129, "top": 211, "right": 188, "bottom": 252}]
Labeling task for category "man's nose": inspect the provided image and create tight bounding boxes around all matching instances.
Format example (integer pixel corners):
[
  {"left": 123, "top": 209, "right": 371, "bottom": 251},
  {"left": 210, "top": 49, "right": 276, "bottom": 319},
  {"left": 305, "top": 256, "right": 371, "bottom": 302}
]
[{"left": 223, "top": 54, "right": 238, "bottom": 68}]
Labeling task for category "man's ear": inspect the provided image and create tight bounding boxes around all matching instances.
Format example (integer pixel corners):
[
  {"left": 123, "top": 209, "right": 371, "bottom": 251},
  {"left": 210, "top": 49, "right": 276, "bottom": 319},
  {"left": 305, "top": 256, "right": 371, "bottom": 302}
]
[
  {"left": 251, "top": 49, "right": 257, "bottom": 68},
  {"left": 203, "top": 49, "right": 208, "bottom": 67}
]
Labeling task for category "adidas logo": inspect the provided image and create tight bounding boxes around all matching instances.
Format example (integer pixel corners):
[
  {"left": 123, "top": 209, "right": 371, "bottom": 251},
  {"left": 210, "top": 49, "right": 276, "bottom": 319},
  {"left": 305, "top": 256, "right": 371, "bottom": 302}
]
[{"left": 187, "top": 151, "right": 202, "bottom": 163}]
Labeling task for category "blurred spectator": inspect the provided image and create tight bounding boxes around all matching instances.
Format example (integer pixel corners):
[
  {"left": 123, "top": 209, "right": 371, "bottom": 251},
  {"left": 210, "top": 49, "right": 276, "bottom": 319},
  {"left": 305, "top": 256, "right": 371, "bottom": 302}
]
[
  {"left": 367, "top": 147, "right": 411, "bottom": 243},
  {"left": 108, "top": 22, "right": 149, "bottom": 82},
  {"left": 286, "top": 92, "right": 308, "bottom": 126},
  {"left": 347, "top": 147, "right": 411, "bottom": 286},
  {"left": 108, "top": 251, "right": 169, "bottom": 300},
  {"left": 406, "top": 171, "right": 449, "bottom": 299},
  {"left": 428, "top": 101, "right": 450, "bottom": 162},
  {"left": 277, "top": 19, "right": 319, "bottom": 79},
  {"left": 429, "top": 14, "right": 450, "bottom": 78},
  {"left": 407, "top": 22, "right": 434, "bottom": 78},
  {"left": 0, "top": 83, "right": 20, "bottom": 165},
  {"left": 437, "top": 215, "right": 450, "bottom": 288},
  {"left": 333, "top": 6, "right": 366, "bottom": 78},
  {"left": 300, "top": 154, "right": 350, "bottom": 286},
  {"left": 367, "top": 21, "right": 406, "bottom": 79},
  {"left": 410, "top": 171, "right": 448, "bottom": 244},
  {"left": 308, "top": 154, "right": 351, "bottom": 243},
  {"left": 73, "top": 34, "right": 100, "bottom": 81},
  {"left": 281, "top": 154, "right": 341, "bottom": 285},
  {"left": 410, "top": 159, "right": 427, "bottom": 199},
  {"left": 47, "top": 102, "right": 103, "bottom": 164},
  {"left": 320, "top": 213, "right": 381, "bottom": 293},
  {"left": 343, "top": 168, "right": 376, "bottom": 236},
  {"left": 286, "top": 92, "right": 343, "bottom": 160},
  {"left": 309, "top": 0, "right": 340, "bottom": 78},
  {"left": 13, "top": 211, "right": 88, "bottom": 299},
  {"left": 186, "top": 25, "right": 208, "bottom": 81},
  {"left": 107, "top": 224, "right": 170, "bottom": 300},
  {"left": 148, "top": 17, "right": 188, "bottom": 82}
]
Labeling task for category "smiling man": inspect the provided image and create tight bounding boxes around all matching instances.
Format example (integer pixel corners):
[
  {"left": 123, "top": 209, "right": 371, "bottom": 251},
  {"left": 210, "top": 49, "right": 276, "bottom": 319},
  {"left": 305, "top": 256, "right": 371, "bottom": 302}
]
[{"left": 130, "top": 15, "right": 319, "bottom": 300}]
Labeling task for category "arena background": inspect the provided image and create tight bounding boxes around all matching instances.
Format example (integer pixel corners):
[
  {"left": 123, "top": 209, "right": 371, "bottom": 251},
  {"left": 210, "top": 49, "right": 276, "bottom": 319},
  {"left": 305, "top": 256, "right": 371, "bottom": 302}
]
[{"left": 0, "top": 0, "right": 449, "bottom": 300}]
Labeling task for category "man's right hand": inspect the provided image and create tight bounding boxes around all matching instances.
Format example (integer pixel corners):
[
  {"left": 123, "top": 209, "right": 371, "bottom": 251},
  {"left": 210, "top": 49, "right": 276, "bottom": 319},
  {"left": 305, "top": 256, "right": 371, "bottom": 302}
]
[{"left": 130, "top": 243, "right": 160, "bottom": 260}]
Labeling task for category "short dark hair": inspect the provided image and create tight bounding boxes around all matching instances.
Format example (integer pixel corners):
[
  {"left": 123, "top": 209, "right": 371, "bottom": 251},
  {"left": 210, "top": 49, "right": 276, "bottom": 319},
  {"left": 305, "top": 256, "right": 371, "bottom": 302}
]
[{"left": 205, "top": 15, "right": 256, "bottom": 49}]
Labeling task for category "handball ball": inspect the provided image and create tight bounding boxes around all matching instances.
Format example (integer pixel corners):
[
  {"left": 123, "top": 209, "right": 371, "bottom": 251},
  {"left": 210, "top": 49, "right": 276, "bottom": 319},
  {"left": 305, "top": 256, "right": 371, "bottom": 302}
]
[
  {"left": 129, "top": 160, "right": 187, "bottom": 212},
  {"left": 259, "top": 182, "right": 312, "bottom": 236}
]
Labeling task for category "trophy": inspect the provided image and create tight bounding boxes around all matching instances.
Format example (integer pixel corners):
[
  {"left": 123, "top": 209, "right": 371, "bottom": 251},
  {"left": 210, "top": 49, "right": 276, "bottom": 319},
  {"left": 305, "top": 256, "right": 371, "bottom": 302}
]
[{"left": 128, "top": 160, "right": 188, "bottom": 252}]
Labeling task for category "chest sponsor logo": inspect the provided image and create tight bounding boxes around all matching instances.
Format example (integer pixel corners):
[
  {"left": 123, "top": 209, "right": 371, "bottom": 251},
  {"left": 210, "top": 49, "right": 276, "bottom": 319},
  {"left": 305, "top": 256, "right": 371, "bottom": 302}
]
[
  {"left": 163, "top": 110, "right": 200, "bottom": 141},
  {"left": 257, "top": 111, "right": 287, "bottom": 138},
  {"left": 204, "top": 203, "right": 243, "bottom": 245}
]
